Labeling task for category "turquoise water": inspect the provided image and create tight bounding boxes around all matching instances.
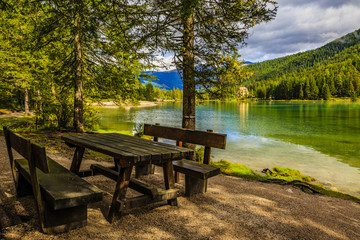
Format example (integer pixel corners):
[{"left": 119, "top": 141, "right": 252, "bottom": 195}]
[{"left": 98, "top": 101, "right": 360, "bottom": 197}]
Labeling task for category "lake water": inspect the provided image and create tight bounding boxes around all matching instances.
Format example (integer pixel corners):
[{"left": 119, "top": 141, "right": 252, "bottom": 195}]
[{"left": 98, "top": 101, "right": 360, "bottom": 198}]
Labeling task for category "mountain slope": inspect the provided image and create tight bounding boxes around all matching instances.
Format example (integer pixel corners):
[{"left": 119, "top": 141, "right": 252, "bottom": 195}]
[
  {"left": 248, "top": 28, "right": 360, "bottom": 83},
  {"left": 140, "top": 71, "right": 183, "bottom": 90}
]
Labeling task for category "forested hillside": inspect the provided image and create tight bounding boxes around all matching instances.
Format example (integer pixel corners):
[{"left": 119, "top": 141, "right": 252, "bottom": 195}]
[{"left": 246, "top": 28, "right": 360, "bottom": 100}]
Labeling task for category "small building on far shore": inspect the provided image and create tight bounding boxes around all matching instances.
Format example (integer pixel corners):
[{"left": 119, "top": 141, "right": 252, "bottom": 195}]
[{"left": 237, "top": 87, "right": 249, "bottom": 98}]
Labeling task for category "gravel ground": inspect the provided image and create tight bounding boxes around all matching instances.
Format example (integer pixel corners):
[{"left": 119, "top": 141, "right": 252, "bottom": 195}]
[{"left": 0, "top": 136, "right": 359, "bottom": 240}]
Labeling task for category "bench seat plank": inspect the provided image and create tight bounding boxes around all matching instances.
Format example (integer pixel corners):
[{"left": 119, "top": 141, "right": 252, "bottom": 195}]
[
  {"left": 172, "top": 159, "right": 220, "bottom": 180},
  {"left": 15, "top": 158, "right": 103, "bottom": 211}
]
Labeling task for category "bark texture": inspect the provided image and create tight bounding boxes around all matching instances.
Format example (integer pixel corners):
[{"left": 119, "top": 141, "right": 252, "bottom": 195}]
[{"left": 74, "top": 9, "right": 84, "bottom": 133}]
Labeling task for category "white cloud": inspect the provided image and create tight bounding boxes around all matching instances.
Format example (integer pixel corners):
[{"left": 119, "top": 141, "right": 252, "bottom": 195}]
[
  {"left": 150, "top": 55, "right": 177, "bottom": 71},
  {"left": 241, "top": 0, "right": 360, "bottom": 62}
]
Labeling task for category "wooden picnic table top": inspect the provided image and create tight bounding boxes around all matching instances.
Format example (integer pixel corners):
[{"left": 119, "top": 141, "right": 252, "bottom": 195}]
[{"left": 61, "top": 133, "right": 194, "bottom": 164}]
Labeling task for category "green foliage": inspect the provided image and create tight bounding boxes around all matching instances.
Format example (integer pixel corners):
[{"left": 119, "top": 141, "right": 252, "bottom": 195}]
[
  {"left": 211, "top": 160, "right": 259, "bottom": 179},
  {"left": 351, "top": 91, "right": 358, "bottom": 102},
  {"left": 263, "top": 166, "right": 317, "bottom": 183},
  {"left": 0, "top": 117, "right": 35, "bottom": 134},
  {"left": 0, "top": 1, "right": 150, "bottom": 131},
  {"left": 132, "top": 123, "right": 144, "bottom": 138},
  {"left": 247, "top": 29, "right": 360, "bottom": 100},
  {"left": 144, "top": 83, "right": 155, "bottom": 101},
  {"left": 83, "top": 105, "right": 100, "bottom": 131},
  {"left": 92, "top": 129, "right": 133, "bottom": 135},
  {"left": 195, "top": 146, "right": 204, "bottom": 163},
  {"left": 198, "top": 54, "right": 254, "bottom": 100},
  {"left": 249, "top": 29, "right": 360, "bottom": 83},
  {"left": 135, "top": 83, "right": 183, "bottom": 101}
]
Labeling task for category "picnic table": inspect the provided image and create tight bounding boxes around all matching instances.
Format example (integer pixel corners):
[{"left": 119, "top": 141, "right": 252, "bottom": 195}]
[{"left": 61, "top": 133, "right": 194, "bottom": 222}]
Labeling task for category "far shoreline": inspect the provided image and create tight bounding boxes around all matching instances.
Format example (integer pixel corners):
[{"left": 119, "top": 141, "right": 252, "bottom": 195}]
[{"left": 91, "top": 100, "right": 182, "bottom": 109}]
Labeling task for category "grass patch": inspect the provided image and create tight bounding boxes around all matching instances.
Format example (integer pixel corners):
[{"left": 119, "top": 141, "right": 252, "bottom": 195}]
[
  {"left": 0, "top": 109, "right": 12, "bottom": 114},
  {"left": 0, "top": 116, "right": 36, "bottom": 134},
  {"left": 92, "top": 129, "right": 133, "bottom": 135},
  {"left": 211, "top": 160, "right": 360, "bottom": 203},
  {"left": 263, "top": 166, "right": 317, "bottom": 183},
  {"left": 211, "top": 160, "right": 261, "bottom": 180}
]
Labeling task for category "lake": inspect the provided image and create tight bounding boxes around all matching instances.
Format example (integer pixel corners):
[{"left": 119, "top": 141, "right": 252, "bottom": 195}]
[{"left": 98, "top": 101, "right": 360, "bottom": 198}]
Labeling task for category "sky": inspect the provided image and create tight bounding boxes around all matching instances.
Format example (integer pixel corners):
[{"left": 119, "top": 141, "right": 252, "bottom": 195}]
[
  {"left": 242, "top": 0, "right": 360, "bottom": 62},
  {"left": 155, "top": 0, "right": 360, "bottom": 70}
]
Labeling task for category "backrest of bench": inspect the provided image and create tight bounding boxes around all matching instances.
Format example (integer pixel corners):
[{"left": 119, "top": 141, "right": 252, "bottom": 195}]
[
  {"left": 30, "top": 142, "right": 49, "bottom": 173},
  {"left": 4, "top": 126, "right": 31, "bottom": 160},
  {"left": 143, "top": 124, "right": 227, "bottom": 149},
  {"left": 3, "top": 127, "right": 49, "bottom": 173}
]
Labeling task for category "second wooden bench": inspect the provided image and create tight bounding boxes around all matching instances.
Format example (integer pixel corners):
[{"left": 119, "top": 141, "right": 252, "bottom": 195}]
[
  {"left": 3, "top": 127, "right": 103, "bottom": 233},
  {"left": 142, "top": 124, "right": 227, "bottom": 196}
]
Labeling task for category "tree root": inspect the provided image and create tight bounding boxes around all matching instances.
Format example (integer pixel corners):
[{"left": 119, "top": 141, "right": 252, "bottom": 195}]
[{"left": 259, "top": 179, "right": 323, "bottom": 194}]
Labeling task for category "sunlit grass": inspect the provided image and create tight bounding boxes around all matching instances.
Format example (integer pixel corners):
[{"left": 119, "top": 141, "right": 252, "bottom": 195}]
[
  {"left": 211, "top": 159, "right": 360, "bottom": 202},
  {"left": 91, "top": 129, "right": 133, "bottom": 135},
  {"left": 0, "top": 116, "right": 36, "bottom": 134},
  {"left": 211, "top": 160, "right": 261, "bottom": 179}
]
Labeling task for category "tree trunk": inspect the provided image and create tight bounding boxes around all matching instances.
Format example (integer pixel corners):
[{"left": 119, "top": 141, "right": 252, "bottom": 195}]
[
  {"left": 24, "top": 88, "right": 29, "bottom": 116},
  {"left": 51, "top": 82, "right": 56, "bottom": 99},
  {"left": 182, "top": 0, "right": 196, "bottom": 158},
  {"left": 35, "top": 89, "right": 42, "bottom": 112},
  {"left": 182, "top": 1, "right": 195, "bottom": 131},
  {"left": 74, "top": 9, "right": 84, "bottom": 132}
]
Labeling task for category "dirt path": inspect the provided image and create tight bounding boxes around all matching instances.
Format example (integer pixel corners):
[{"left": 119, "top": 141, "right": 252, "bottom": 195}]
[
  {"left": 0, "top": 136, "right": 359, "bottom": 240},
  {"left": 0, "top": 112, "right": 27, "bottom": 118}
]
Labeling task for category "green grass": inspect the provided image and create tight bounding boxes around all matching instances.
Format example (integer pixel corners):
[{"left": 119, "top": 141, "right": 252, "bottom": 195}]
[
  {"left": 211, "top": 160, "right": 261, "bottom": 179},
  {"left": 264, "top": 166, "right": 317, "bottom": 183},
  {"left": 91, "top": 129, "right": 133, "bottom": 135},
  {"left": 0, "top": 116, "right": 36, "bottom": 134},
  {"left": 211, "top": 160, "right": 360, "bottom": 203}
]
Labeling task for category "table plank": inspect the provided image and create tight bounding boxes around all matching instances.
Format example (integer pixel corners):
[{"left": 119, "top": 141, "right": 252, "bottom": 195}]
[
  {"left": 62, "top": 133, "right": 194, "bottom": 164},
  {"left": 108, "top": 133, "right": 192, "bottom": 159},
  {"left": 94, "top": 134, "right": 174, "bottom": 160},
  {"left": 73, "top": 134, "right": 154, "bottom": 162},
  {"left": 84, "top": 134, "right": 167, "bottom": 160},
  {"left": 61, "top": 135, "right": 138, "bottom": 162}
]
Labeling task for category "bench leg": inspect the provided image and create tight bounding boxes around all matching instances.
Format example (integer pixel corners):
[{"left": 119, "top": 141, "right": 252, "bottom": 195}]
[
  {"left": 185, "top": 176, "right": 208, "bottom": 196},
  {"left": 70, "top": 147, "right": 85, "bottom": 174},
  {"left": 163, "top": 161, "right": 177, "bottom": 206},
  {"left": 135, "top": 164, "right": 155, "bottom": 178},
  {"left": 42, "top": 204, "right": 87, "bottom": 234},
  {"left": 16, "top": 172, "right": 33, "bottom": 197},
  {"left": 174, "top": 171, "right": 180, "bottom": 183},
  {"left": 107, "top": 165, "right": 133, "bottom": 223}
]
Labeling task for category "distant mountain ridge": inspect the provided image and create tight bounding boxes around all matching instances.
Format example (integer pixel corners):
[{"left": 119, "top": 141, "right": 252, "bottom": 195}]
[
  {"left": 140, "top": 70, "right": 183, "bottom": 90},
  {"left": 140, "top": 28, "right": 360, "bottom": 92},
  {"left": 246, "top": 28, "right": 360, "bottom": 100},
  {"left": 247, "top": 28, "right": 360, "bottom": 83},
  {"left": 141, "top": 60, "right": 253, "bottom": 90}
]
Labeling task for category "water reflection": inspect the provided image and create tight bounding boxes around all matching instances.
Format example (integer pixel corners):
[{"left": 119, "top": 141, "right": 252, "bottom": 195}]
[
  {"left": 98, "top": 101, "right": 360, "bottom": 197},
  {"left": 239, "top": 102, "right": 249, "bottom": 127}
]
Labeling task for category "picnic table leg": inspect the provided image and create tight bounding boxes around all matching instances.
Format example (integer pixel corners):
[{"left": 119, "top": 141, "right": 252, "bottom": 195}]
[
  {"left": 113, "top": 158, "right": 120, "bottom": 171},
  {"left": 174, "top": 140, "right": 182, "bottom": 183},
  {"left": 135, "top": 164, "right": 155, "bottom": 178},
  {"left": 70, "top": 146, "right": 85, "bottom": 174},
  {"left": 162, "top": 161, "right": 177, "bottom": 206},
  {"left": 107, "top": 164, "right": 133, "bottom": 223}
]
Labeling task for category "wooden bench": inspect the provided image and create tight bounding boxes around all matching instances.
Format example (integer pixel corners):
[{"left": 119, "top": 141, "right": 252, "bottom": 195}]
[
  {"left": 3, "top": 127, "right": 103, "bottom": 234},
  {"left": 143, "top": 124, "right": 227, "bottom": 196}
]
